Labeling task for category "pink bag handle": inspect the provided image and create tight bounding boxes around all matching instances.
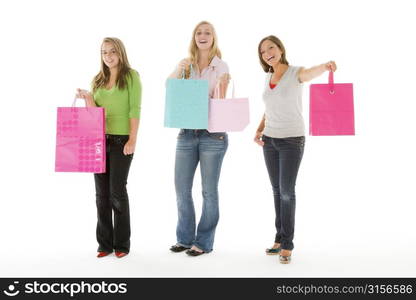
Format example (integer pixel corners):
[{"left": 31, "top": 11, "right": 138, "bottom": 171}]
[
  {"left": 328, "top": 71, "right": 335, "bottom": 94},
  {"left": 71, "top": 95, "right": 89, "bottom": 112},
  {"left": 72, "top": 89, "right": 90, "bottom": 107},
  {"left": 72, "top": 96, "right": 86, "bottom": 107},
  {"left": 214, "top": 79, "right": 235, "bottom": 99}
]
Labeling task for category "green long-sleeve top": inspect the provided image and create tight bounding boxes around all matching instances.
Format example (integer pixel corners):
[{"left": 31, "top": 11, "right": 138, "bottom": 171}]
[{"left": 93, "top": 69, "right": 142, "bottom": 135}]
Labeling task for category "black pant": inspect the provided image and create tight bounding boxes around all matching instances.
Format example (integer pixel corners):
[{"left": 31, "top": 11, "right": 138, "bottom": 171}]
[
  {"left": 262, "top": 135, "right": 304, "bottom": 251},
  {"left": 94, "top": 135, "right": 133, "bottom": 253}
]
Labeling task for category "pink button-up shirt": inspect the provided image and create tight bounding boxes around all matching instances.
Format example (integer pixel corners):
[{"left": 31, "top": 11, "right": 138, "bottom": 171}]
[{"left": 190, "top": 56, "right": 229, "bottom": 99}]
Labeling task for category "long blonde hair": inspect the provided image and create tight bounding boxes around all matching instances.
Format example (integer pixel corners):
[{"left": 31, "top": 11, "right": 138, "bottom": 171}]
[
  {"left": 92, "top": 37, "right": 132, "bottom": 92},
  {"left": 185, "top": 21, "right": 222, "bottom": 78}
]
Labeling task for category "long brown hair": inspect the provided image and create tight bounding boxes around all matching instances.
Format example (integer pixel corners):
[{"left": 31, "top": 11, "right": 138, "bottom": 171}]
[
  {"left": 92, "top": 37, "right": 131, "bottom": 92},
  {"left": 184, "top": 21, "right": 222, "bottom": 78},
  {"left": 258, "top": 35, "right": 289, "bottom": 73}
]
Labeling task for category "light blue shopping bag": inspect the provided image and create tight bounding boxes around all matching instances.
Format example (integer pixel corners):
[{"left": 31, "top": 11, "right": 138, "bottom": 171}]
[{"left": 164, "top": 66, "right": 209, "bottom": 129}]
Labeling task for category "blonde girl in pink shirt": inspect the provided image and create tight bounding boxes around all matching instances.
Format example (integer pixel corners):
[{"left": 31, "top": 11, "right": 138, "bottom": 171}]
[{"left": 168, "top": 21, "right": 230, "bottom": 256}]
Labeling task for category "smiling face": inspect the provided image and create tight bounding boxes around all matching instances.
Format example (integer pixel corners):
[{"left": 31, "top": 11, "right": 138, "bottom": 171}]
[
  {"left": 260, "top": 39, "right": 283, "bottom": 67},
  {"left": 101, "top": 42, "right": 120, "bottom": 70},
  {"left": 194, "top": 23, "right": 214, "bottom": 51}
]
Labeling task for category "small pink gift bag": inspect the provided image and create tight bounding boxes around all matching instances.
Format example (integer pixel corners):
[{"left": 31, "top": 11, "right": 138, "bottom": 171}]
[
  {"left": 208, "top": 82, "right": 249, "bottom": 133},
  {"left": 309, "top": 71, "right": 355, "bottom": 136}
]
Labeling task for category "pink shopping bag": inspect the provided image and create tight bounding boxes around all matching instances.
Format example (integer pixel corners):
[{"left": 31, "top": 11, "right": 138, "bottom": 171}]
[
  {"left": 208, "top": 82, "right": 249, "bottom": 132},
  {"left": 55, "top": 98, "right": 106, "bottom": 173},
  {"left": 309, "top": 71, "right": 355, "bottom": 136}
]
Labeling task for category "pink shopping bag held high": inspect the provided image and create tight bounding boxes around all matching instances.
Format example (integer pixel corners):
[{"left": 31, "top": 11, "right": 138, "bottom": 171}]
[
  {"left": 208, "top": 81, "right": 250, "bottom": 133},
  {"left": 309, "top": 71, "right": 355, "bottom": 136},
  {"left": 55, "top": 98, "right": 106, "bottom": 173}
]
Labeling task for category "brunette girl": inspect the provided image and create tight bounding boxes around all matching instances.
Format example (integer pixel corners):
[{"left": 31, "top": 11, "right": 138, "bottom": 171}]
[
  {"left": 255, "top": 35, "right": 336, "bottom": 263},
  {"left": 77, "top": 37, "right": 141, "bottom": 258}
]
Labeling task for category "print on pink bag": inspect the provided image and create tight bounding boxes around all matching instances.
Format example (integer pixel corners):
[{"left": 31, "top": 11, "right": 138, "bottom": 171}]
[{"left": 55, "top": 106, "right": 106, "bottom": 173}]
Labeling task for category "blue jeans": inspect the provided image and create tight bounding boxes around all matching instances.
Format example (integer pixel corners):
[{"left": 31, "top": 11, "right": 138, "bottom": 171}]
[
  {"left": 262, "top": 135, "right": 304, "bottom": 251},
  {"left": 174, "top": 129, "right": 228, "bottom": 253}
]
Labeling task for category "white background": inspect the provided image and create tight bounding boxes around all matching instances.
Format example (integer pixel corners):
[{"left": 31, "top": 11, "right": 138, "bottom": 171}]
[{"left": 1, "top": 0, "right": 415, "bottom": 277}]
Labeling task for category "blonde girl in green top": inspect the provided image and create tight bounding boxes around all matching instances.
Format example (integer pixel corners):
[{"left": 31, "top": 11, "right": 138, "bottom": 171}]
[{"left": 76, "top": 37, "right": 142, "bottom": 258}]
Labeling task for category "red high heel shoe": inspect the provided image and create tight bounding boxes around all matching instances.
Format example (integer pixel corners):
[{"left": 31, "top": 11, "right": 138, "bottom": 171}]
[
  {"left": 97, "top": 251, "right": 111, "bottom": 258},
  {"left": 115, "top": 251, "right": 128, "bottom": 258}
]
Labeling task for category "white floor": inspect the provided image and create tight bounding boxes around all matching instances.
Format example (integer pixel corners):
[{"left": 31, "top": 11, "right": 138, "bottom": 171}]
[{"left": 2, "top": 234, "right": 415, "bottom": 278}]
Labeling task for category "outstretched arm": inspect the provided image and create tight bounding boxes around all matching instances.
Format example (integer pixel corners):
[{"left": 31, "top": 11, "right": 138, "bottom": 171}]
[{"left": 298, "top": 61, "right": 337, "bottom": 83}]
